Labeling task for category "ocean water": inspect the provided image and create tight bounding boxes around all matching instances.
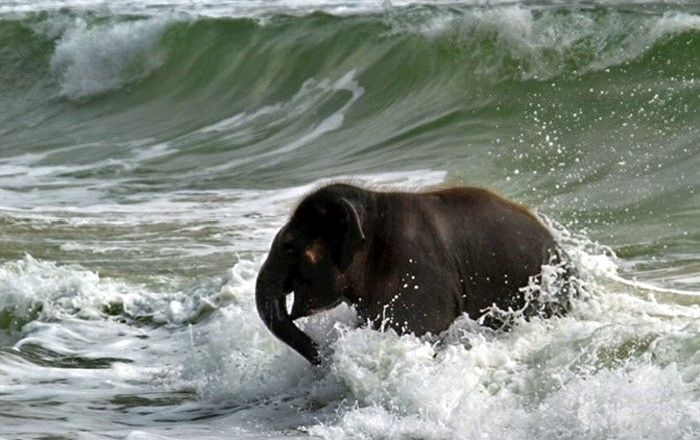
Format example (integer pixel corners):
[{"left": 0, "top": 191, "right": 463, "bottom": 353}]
[{"left": 1, "top": 0, "right": 699, "bottom": 438}]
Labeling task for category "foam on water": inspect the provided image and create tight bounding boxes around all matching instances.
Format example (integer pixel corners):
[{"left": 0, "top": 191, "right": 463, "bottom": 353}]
[
  {"left": 48, "top": 17, "right": 169, "bottom": 98},
  {"left": 3, "top": 1, "right": 698, "bottom": 19},
  {"left": 0, "top": 256, "right": 127, "bottom": 328},
  {"left": 0, "top": 255, "right": 210, "bottom": 331},
  {"left": 406, "top": 6, "right": 700, "bottom": 80}
]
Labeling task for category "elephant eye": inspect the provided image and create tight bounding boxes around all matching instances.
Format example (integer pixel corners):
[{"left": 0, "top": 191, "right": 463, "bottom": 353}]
[{"left": 282, "top": 241, "right": 297, "bottom": 255}]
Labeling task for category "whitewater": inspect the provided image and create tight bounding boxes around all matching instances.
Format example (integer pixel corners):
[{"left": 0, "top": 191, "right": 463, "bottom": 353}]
[{"left": 1, "top": 1, "right": 699, "bottom": 439}]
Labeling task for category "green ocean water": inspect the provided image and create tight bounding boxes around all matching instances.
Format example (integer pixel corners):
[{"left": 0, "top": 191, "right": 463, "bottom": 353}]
[{"left": 0, "top": 2, "right": 699, "bottom": 439}]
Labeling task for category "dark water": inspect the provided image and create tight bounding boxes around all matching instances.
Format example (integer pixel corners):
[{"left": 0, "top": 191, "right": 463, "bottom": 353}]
[{"left": 0, "top": 1, "right": 698, "bottom": 439}]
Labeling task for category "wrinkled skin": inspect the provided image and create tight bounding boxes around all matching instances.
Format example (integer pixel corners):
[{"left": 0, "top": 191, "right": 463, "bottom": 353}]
[{"left": 256, "top": 183, "right": 568, "bottom": 365}]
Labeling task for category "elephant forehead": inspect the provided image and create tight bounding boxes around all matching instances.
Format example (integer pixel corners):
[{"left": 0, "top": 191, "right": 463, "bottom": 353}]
[{"left": 280, "top": 228, "right": 294, "bottom": 243}]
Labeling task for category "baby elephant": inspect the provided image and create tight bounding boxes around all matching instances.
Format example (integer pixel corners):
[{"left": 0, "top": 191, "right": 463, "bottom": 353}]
[{"left": 256, "top": 183, "right": 569, "bottom": 365}]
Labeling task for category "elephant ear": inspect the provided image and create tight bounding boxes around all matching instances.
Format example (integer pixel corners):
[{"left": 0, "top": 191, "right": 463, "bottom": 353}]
[{"left": 326, "top": 197, "right": 366, "bottom": 272}]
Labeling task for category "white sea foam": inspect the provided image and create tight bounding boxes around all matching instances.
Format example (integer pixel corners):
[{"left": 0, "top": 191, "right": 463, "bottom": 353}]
[
  {"left": 305, "top": 281, "right": 700, "bottom": 438},
  {"left": 0, "top": 255, "right": 221, "bottom": 328},
  {"left": 3, "top": 1, "right": 695, "bottom": 19},
  {"left": 0, "top": 256, "right": 124, "bottom": 324},
  {"left": 308, "top": 362, "right": 699, "bottom": 439},
  {"left": 49, "top": 17, "right": 168, "bottom": 99},
  {"left": 408, "top": 5, "right": 700, "bottom": 79}
]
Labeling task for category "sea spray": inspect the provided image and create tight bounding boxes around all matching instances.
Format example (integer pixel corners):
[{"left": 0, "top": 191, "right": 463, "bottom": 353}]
[{"left": 48, "top": 17, "right": 170, "bottom": 99}]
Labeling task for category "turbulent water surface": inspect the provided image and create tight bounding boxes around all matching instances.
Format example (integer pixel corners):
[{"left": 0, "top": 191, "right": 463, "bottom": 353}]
[{"left": 1, "top": 1, "right": 699, "bottom": 439}]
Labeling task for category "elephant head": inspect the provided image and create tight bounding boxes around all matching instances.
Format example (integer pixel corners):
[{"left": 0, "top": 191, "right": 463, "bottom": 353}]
[{"left": 255, "top": 187, "right": 366, "bottom": 365}]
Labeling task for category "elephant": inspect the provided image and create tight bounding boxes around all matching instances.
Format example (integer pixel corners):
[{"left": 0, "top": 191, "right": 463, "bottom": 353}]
[{"left": 255, "top": 183, "right": 571, "bottom": 365}]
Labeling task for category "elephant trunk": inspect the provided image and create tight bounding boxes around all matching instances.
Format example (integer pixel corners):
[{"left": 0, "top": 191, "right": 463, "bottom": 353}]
[{"left": 255, "top": 261, "right": 321, "bottom": 365}]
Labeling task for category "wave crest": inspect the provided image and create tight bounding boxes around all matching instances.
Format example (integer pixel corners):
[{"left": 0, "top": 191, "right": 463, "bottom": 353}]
[{"left": 49, "top": 17, "right": 168, "bottom": 99}]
